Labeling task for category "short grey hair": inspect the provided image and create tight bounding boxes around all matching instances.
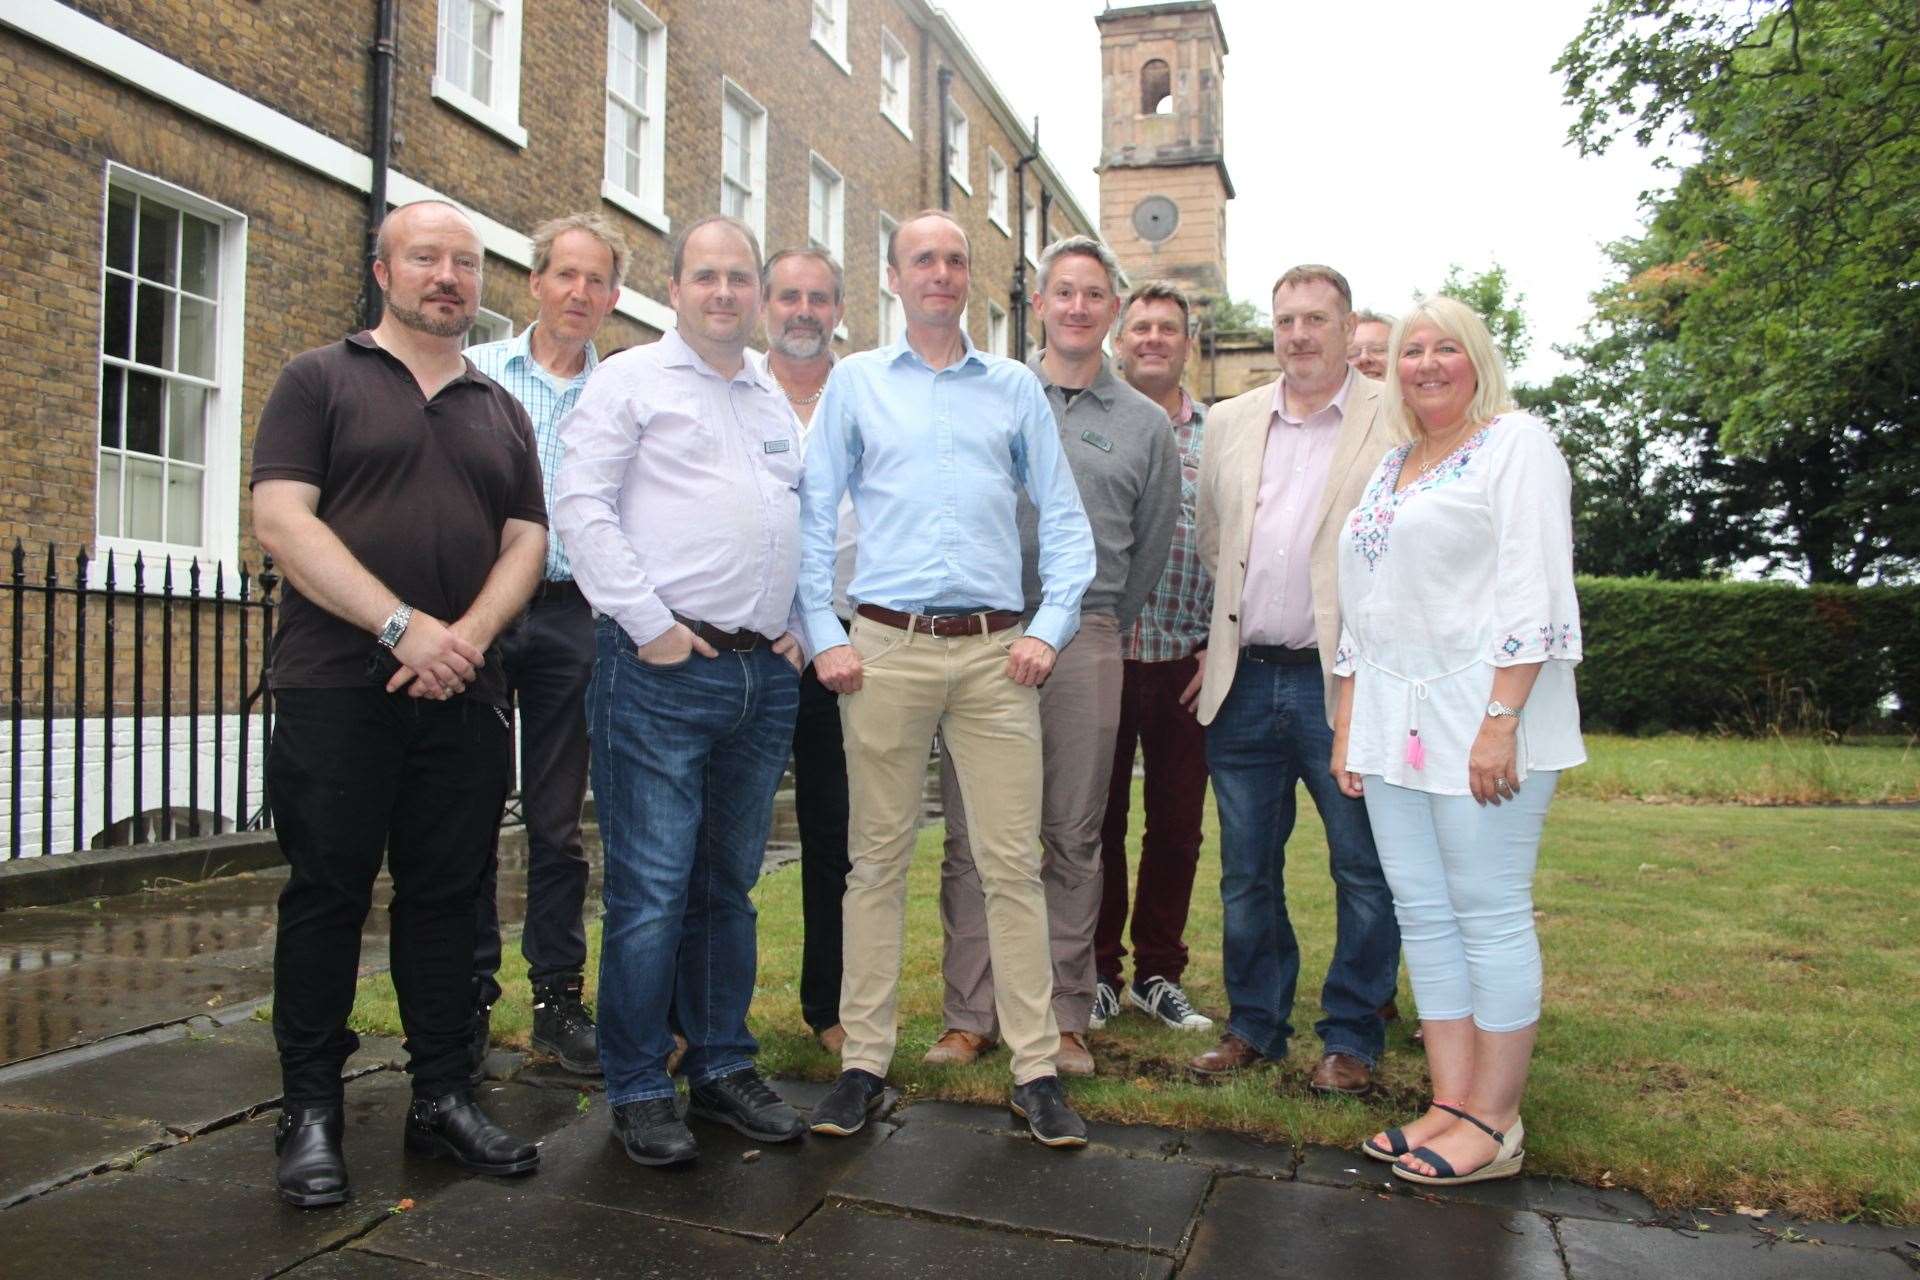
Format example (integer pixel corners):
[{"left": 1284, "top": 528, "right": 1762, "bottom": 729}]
[
  {"left": 1272, "top": 264, "right": 1354, "bottom": 313},
  {"left": 670, "top": 214, "right": 763, "bottom": 283},
  {"left": 1121, "top": 280, "right": 1193, "bottom": 333},
  {"left": 886, "top": 209, "right": 969, "bottom": 268},
  {"left": 763, "top": 247, "right": 845, "bottom": 305},
  {"left": 1353, "top": 308, "right": 1397, "bottom": 329},
  {"left": 1036, "top": 235, "right": 1120, "bottom": 294},
  {"left": 530, "top": 213, "right": 631, "bottom": 285}
]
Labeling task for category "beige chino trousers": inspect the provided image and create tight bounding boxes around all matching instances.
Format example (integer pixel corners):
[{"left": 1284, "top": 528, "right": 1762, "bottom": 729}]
[
  {"left": 837, "top": 615, "right": 1061, "bottom": 1085},
  {"left": 938, "top": 612, "right": 1124, "bottom": 1036}
]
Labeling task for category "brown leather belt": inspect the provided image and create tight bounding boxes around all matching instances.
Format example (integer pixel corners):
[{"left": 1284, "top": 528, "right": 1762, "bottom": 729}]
[
  {"left": 856, "top": 604, "right": 1021, "bottom": 637},
  {"left": 670, "top": 613, "right": 763, "bottom": 652}
]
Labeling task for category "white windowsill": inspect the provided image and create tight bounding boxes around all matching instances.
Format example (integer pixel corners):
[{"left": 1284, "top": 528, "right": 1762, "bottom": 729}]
[
  {"left": 431, "top": 76, "right": 529, "bottom": 148},
  {"left": 87, "top": 541, "right": 248, "bottom": 598},
  {"left": 949, "top": 170, "right": 972, "bottom": 196},
  {"left": 881, "top": 108, "right": 912, "bottom": 141},
  {"left": 600, "top": 180, "right": 671, "bottom": 236},
  {"left": 811, "top": 35, "right": 852, "bottom": 76},
  {"left": 989, "top": 212, "right": 1010, "bottom": 236}
]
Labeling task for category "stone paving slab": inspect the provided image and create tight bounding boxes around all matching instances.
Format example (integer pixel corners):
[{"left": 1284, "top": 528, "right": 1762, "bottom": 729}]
[
  {"left": 1177, "top": 1128, "right": 1300, "bottom": 1179},
  {"left": 779, "top": 1202, "right": 1176, "bottom": 1278},
  {"left": 1294, "top": 1141, "right": 1659, "bottom": 1224},
  {"left": 0, "top": 1106, "right": 169, "bottom": 1206},
  {"left": 1, "top": 956, "right": 279, "bottom": 1064},
  {"left": 1558, "top": 1215, "right": 1916, "bottom": 1279},
  {"left": 283, "top": 1250, "right": 474, "bottom": 1279},
  {"left": 131, "top": 1072, "right": 586, "bottom": 1209},
  {"left": 827, "top": 1116, "right": 1211, "bottom": 1254},
  {"left": 893, "top": 1097, "right": 1185, "bottom": 1159},
  {"left": 0, "top": 1019, "right": 394, "bottom": 1133},
  {"left": 1, "top": 1166, "right": 388, "bottom": 1279},
  {"left": 1182, "top": 1174, "right": 1566, "bottom": 1280},
  {"left": 510, "top": 1092, "right": 898, "bottom": 1240}
]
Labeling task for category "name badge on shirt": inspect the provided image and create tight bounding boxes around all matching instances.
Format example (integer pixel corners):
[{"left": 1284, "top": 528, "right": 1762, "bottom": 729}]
[
  {"left": 1080, "top": 430, "right": 1113, "bottom": 453},
  {"left": 763, "top": 438, "right": 792, "bottom": 454}
]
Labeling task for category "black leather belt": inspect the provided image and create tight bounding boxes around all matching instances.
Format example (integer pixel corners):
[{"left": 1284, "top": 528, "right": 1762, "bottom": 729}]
[
  {"left": 1241, "top": 644, "right": 1319, "bottom": 667},
  {"left": 533, "top": 579, "right": 583, "bottom": 604},
  {"left": 671, "top": 613, "right": 763, "bottom": 652}
]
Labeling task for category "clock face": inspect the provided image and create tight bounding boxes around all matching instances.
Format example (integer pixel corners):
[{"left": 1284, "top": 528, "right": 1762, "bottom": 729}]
[{"left": 1132, "top": 195, "right": 1179, "bottom": 244}]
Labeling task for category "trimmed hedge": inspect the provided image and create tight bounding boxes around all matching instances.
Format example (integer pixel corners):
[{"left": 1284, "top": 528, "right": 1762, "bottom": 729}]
[{"left": 1575, "top": 577, "right": 1920, "bottom": 735}]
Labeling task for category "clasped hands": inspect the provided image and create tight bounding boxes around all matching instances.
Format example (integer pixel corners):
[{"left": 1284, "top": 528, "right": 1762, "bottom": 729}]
[{"left": 813, "top": 634, "right": 1056, "bottom": 694}]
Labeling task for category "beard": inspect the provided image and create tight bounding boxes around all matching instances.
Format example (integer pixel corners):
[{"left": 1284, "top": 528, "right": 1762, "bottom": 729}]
[
  {"left": 386, "top": 294, "right": 474, "bottom": 339},
  {"left": 771, "top": 324, "right": 828, "bottom": 360}
]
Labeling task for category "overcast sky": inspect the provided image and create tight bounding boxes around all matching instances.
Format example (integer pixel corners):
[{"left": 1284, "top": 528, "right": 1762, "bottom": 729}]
[{"left": 944, "top": 0, "right": 1675, "bottom": 383}]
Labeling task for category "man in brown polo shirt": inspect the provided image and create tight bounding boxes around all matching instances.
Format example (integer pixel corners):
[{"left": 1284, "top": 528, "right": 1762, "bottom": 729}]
[{"left": 252, "top": 200, "right": 548, "bottom": 1207}]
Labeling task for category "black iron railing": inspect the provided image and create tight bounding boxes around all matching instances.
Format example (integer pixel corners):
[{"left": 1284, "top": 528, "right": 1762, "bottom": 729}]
[{"left": 3, "top": 541, "right": 278, "bottom": 860}]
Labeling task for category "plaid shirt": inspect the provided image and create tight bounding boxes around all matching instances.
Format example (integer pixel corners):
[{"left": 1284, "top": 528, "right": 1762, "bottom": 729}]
[
  {"left": 465, "top": 323, "right": 598, "bottom": 582},
  {"left": 1124, "top": 392, "right": 1213, "bottom": 662}
]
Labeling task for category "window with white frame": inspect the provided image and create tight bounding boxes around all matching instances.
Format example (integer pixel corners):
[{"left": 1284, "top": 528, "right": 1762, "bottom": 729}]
[
  {"left": 987, "top": 149, "right": 1009, "bottom": 232},
  {"left": 604, "top": 0, "right": 668, "bottom": 229},
  {"left": 720, "top": 81, "right": 767, "bottom": 241},
  {"left": 880, "top": 28, "right": 911, "bottom": 135},
  {"left": 1023, "top": 195, "right": 1040, "bottom": 265},
  {"left": 808, "top": 155, "right": 844, "bottom": 262},
  {"left": 467, "top": 308, "right": 513, "bottom": 348},
  {"left": 434, "top": 0, "right": 526, "bottom": 146},
  {"left": 96, "top": 168, "right": 246, "bottom": 567},
  {"left": 987, "top": 301, "right": 1009, "bottom": 356},
  {"left": 946, "top": 101, "right": 970, "bottom": 193},
  {"left": 810, "top": 0, "right": 849, "bottom": 72},
  {"left": 877, "top": 214, "right": 904, "bottom": 346}
]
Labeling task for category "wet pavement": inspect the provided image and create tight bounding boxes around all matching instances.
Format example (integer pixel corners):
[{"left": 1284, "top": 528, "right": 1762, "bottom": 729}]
[{"left": 1, "top": 781, "right": 1914, "bottom": 1278}]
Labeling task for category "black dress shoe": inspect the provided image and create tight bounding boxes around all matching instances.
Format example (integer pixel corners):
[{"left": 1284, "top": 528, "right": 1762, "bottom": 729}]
[
  {"left": 809, "top": 1069, "right": 886, "bottom": 1137},
  {"left": 531, "top": 976, "right": 602, "bottom": 1076},
  {"left": 1010, "top": 1075, "right": 1088, "bottom": 1148},
  {"left": 611, "top": 1097, "right": 698, "bottom": 1166},
  {"left": 688, "top": 1066, "right": 805, "bottom": 1142},
  {"left": 275, "top": 1103, "right": 349, "bottom": 1207},
  {"left": 404, "top": 1088, "right": 540, "bottom": 1175}
]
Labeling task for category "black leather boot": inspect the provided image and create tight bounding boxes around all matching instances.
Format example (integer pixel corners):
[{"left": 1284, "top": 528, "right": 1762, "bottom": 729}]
[
  {"left": 467, "top": 999, "right": 493, "bottom": 1085},
  {"left": 530, "top": 976, "right": 601, "bottom": 1076},
  {"left": 404, "top": 1087, "right": 540, "bottom": 1175},
  {"left": 275, "top": 1103, "right": 349, "bottom": 1207}
]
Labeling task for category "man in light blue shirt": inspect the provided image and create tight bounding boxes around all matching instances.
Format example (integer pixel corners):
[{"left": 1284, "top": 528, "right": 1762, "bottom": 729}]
[
  {"left": 798, "top": 209, "right": 1096, "bottom": 1149},
  {"left": 463, "top": 213, "right": 626, "bottom": 1082}
]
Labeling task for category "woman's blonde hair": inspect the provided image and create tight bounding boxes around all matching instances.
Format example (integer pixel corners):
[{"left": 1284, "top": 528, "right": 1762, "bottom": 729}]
[{"left": 1378, "top": 295, "right": 1514, "bottom": 443}]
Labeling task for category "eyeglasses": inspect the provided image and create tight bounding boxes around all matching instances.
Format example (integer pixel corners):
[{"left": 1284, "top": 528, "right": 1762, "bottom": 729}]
[{"left": 1347, "top": 343, "right": 1389, "bottom": 359}]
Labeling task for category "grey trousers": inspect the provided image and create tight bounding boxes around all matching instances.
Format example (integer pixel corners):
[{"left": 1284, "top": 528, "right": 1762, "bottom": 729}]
[{"left": 937, "top": 612, "right": 1124, "bottom": 1036}]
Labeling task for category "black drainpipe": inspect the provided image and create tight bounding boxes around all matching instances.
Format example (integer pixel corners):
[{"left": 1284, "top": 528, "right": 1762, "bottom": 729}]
[
  {"left": 1011, "top": 118, "right": 1040, "bottom": 359},
  {"left": 936, "top": 67, "right": 954, "bottom": 211},
  {"left": 359, "top": 0, "right": 397, "bottom": 330}
]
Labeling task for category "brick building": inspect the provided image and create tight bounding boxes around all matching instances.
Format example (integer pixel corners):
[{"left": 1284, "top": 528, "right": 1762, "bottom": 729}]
[{"left": 0, "top": 0, "right": 1094, "bottom": 854}]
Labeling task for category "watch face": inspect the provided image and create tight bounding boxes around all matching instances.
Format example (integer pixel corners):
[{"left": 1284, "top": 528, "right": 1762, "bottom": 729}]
[{"left": 1132, "top": 195, "right": 1179, "bottom": 244}]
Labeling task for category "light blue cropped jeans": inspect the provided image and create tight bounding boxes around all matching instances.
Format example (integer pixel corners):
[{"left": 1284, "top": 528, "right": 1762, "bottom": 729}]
[{"left": 1360, "top": 773, "right": 1559, "bottom": 1033}]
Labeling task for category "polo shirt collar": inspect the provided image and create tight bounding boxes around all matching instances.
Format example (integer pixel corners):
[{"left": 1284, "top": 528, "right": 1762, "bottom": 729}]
[
  {"left": 348, "top": 329, "right": 480, "bottom": 388},
  {"left": 1027, "top": 349, "right": 1120, "bottom": 406}
]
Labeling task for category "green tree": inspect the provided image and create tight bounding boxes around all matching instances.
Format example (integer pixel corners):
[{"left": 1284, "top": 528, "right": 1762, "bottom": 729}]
[
  {"left": 1555, "top": 0, "right": 1920, "bottom": 582},
  {"left": 1429, "top": 263, "right": 1532, "bottom": 369}
]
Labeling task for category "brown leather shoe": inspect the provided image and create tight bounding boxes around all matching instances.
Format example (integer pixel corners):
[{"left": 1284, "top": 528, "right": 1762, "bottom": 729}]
[
  {"left": 1054, "top": 1031, "right": 1094, "bottom": 1077},
  {"left": 922, "top": 1028, "right": 996, "bottom": 1066},
  {"left": 1379, "top": 1001, "right": 1400, "bottom": 1023},
  {"left": 1188, "top": 1033, "right": 1266, "bottom": 1078},
  {"left": 665, "top": 1033, "right": 688, "bottom": 1077},
  {"left": 1309, "top": 1051, "right": 1374, "bottom": 1095},
  {"left": 816, "top": 1024, "right": 847, "bottom": 1055}
]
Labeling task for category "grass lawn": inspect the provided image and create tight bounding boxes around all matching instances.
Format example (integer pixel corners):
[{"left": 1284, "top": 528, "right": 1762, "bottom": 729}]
[{"left": 345, "top": 733, "right": 1920, "bottom": 1224}]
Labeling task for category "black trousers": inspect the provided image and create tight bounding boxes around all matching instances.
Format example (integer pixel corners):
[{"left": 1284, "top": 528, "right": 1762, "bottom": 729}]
[
  {"left": 269, "top": 687, "right": 511, "bottom": 1105},
  {"left": 474, "top": 583, "right": 596, "bottom": 1006},
  {"left": 792, "top": 661, "right": 851, "bottom": 1032}
]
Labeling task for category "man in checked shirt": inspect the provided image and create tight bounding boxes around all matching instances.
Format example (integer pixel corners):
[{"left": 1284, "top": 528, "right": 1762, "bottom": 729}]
[{"left": 465, "top": 214, "right": 629, "bottom": 1080}]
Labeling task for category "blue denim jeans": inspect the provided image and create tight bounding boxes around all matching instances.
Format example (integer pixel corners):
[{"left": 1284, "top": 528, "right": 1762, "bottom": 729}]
[
  {"left": 1205, "top": 660, "right": 1400, "bottom": 1065},
  {"left": 587, "top": 618, "right": 799, "bottom": 1106}
]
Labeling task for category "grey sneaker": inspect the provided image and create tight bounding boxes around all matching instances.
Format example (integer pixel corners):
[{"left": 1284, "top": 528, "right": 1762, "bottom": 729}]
[
  {"left": 1129, "top": 976, "right": 1214, "bottom": 1031},
  {"left": 1089, "top": 979, "right": 1122, "bottom": 1031}
]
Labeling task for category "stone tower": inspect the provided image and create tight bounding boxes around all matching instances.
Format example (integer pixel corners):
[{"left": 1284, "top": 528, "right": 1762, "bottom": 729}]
[{"left": 1095, "top": 1, "right": 1233, "bottom": 302}]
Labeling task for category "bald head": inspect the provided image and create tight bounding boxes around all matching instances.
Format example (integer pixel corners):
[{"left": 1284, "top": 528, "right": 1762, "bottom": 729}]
[
  {"left": 373, "top": 200, "right": 475, "bottom": 265},
  {"left": 370, "top": 200, "right": 483, "bottom": 340}
]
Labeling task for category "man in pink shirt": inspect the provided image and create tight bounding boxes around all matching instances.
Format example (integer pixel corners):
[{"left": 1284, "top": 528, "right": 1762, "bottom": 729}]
[{"left": 1190, "top": 264, "right": 1400, "bottom": 1094}]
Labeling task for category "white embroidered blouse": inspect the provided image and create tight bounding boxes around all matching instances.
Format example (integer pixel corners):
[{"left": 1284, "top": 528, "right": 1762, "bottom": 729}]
[{"left": 1332, "top": 411, "right": 1585, "bottom": 795}]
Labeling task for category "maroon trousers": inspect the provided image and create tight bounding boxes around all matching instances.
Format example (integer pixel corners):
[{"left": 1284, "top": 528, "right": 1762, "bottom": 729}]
[{"left": 1095, "top": 653, "right": 1210, "bottom": 988}]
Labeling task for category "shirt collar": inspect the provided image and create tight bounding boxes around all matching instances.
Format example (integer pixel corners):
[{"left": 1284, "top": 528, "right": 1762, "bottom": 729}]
[
  {"left": 659, "top": 327, "right": 775, "bottom": 391},
  {"left": 348, "top": 329, "right": 478, "bottom": 387},
  {"left": 886, "top": 327, "right": 987, "bottom": 372},
  {"left": 1272, "top": 365, "right": 1355, "bottom": 427},
  {"left": 506, "top": 322, "right": 599, "bottom": 380},
  {"left": 1027, "top": 349, "right": 1120, "bottom": 406},
  {"left": 1175, "top": 387, "right": 1198, "bottom": 425}
]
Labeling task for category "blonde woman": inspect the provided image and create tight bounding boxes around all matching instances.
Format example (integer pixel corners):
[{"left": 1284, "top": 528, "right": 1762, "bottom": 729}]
[{"left": 1329, "top": 296, "right": 1584, "bottom": 1185}]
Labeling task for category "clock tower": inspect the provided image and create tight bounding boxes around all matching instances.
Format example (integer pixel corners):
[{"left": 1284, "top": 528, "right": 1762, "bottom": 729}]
[{"left": 1095, "top": 1, "right": 1233, "bottom": 302}]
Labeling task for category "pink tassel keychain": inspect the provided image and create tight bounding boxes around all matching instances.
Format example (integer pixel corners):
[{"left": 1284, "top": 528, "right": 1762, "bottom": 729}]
[
  {"left": 1405, "top": 681, "right": 1429, "bottom": 770},
  {"left": 1405, "top": 728, "right": 1426, "bottom": 771}
]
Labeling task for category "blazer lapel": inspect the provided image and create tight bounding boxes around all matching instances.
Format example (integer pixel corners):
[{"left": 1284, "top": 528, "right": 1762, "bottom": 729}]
[{"left": 1312, "top": 376, "right": 1381, "bottom": 532}]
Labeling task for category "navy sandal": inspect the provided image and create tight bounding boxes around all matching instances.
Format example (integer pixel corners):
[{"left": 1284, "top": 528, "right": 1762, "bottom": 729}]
[
  {"left": 1362, "top": 1101, "right": 1467, "bottom": 1163},
  {"left": 1392, "top": 1111, "right": 1526, "bottom": 1186}
]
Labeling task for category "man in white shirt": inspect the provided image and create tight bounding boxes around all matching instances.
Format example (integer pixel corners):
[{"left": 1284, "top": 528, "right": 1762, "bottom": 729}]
[
  {"left": 1191, "top": 264, "right": 1400, "bottom": 1094},
  {"left": 553, "top": 215, "right": 808, "bottom": 1167}
]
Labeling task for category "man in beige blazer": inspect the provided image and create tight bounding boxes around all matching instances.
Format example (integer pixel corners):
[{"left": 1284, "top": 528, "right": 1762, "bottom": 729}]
[{"left": 1188, "top": 264, "right": 1401, "bottom": 1095}]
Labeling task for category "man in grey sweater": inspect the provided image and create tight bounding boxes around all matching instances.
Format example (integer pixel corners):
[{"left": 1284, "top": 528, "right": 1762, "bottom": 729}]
[{"left": 930, "top": 236, "right": 1180, "bottom": 1077}]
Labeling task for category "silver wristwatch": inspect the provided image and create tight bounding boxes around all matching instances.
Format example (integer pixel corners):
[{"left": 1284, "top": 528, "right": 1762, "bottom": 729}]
[
  {"left": 377, "top": 603, "right": 414, "bottom": 650},
  {"left": 1485, "top": 699, "right": 1520, "bottom": 719}
]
